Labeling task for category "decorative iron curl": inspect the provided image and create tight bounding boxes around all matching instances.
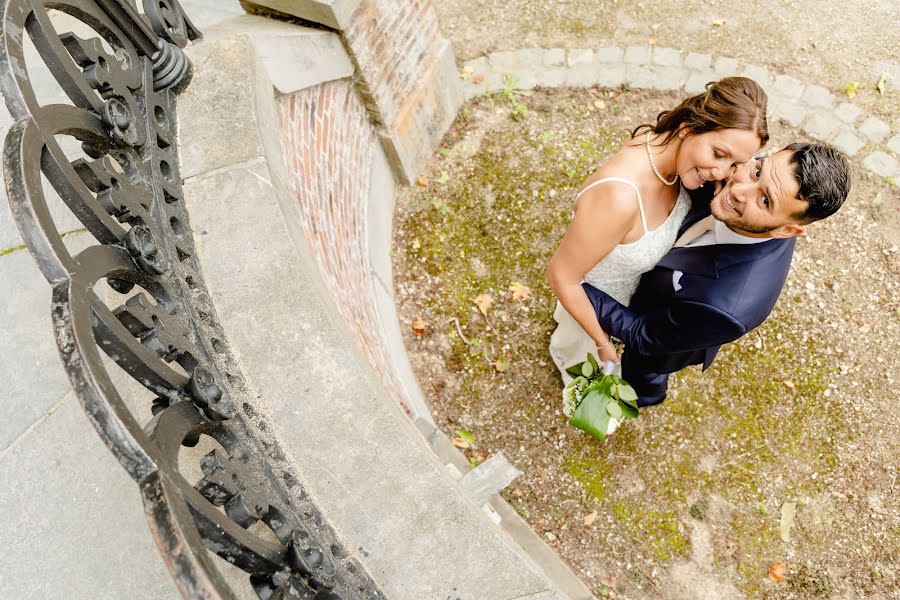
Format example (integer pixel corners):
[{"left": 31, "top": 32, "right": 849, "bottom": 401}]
[{"left": 1, "top": 1, "right": 383, "bottom": 598}]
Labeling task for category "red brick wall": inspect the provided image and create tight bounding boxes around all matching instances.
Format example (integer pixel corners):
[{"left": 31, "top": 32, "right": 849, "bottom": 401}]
[
  {"left": 344, "top": 0, "right": 442, "bottom": 128},
  {"left": 276, "top": 81, "right": 411, "bottom": 416}
]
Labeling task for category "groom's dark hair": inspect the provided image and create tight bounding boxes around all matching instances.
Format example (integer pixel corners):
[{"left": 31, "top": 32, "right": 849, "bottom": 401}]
[{"left": 784, "top": 143, "right": 851, "bottom": 223}]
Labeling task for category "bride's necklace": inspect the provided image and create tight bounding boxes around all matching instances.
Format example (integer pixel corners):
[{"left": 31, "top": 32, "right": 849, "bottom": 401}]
[{"left": 645, "top": 131, "right": 678, "bottom": 186}]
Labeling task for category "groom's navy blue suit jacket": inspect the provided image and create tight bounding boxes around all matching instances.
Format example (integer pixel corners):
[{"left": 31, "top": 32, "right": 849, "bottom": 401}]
[{"left": 582, "top": 186, "right": 796, "bottom": 407}]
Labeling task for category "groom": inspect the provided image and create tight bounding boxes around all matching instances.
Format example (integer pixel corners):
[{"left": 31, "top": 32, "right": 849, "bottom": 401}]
[{"left": 583, "top": 142, "right": 851, "bottom": 406}]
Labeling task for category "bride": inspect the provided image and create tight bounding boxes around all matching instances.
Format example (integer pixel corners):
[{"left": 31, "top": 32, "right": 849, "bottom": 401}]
[{"left": 547, "top": 77, "right": 769, "bottom": 385}]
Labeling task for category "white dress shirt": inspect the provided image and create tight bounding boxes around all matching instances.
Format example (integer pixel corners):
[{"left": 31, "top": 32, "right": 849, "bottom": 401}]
[{"left": 687, "top": 219, "right": 774, "bottom": 247}]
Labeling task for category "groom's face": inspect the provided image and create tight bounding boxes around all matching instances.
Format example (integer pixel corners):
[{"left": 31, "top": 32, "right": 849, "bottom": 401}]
[{"left": 710, "top": 150, "right": 807, "bottom": 237}]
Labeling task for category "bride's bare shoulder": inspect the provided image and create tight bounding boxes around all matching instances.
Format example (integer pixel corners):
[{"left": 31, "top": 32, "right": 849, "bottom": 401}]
[{"left": 574, "top": 144, "right": 646, "bottom": 213}]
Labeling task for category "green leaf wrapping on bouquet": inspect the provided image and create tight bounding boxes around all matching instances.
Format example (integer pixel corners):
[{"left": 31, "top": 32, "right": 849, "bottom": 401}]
[
  {"left": 569, "top": 390, "right": 612, "bottom": 440},
  {"left": 565, "top": 363, "right": 584, "bottom": 378},
  {"left": 586, "top": 353, "right": 600, "bottom": 372},
  {"left": 581, "top": 361, "right": 594, "bottom": 377},
  {"left": 606, "top": 401, "right": 623, "bottom": 419},
  {"left": 616, "top": 383, "right": 639, "bottom": 407},
  {"left": 619, "top": 400, "right": 639, "bottom": 419}
]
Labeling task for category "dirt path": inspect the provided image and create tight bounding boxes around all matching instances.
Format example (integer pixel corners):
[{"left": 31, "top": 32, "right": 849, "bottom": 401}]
[{"left": 393, "top": 87, "right": 899, "bottom": 599}]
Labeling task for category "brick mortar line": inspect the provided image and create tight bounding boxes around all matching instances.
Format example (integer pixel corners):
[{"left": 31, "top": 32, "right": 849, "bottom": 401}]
[{"left": 461, "top": 46, "right": 899, "bottom": 180}]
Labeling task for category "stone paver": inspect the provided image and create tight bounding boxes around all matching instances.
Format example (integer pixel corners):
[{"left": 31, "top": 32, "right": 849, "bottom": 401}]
[
  {"left": 543, "top": 48, "right": 566, "bottom": 67},
  {"left": 567, "top": 48, "right": 593, "bottom": 67},
  {"left": 652, "top": 67, "right": 688, "bottom": 91},
  {"left": 772, "top": 74, "right": 805, "bottom": 99},
  {"left": 742, "top": 64, "right": 771, "bottom": 87},
  {"left": 863, "top": 151, "right": 898, "bottom": 178},
  {"left": 887, "top": 134, "right": 900, "bottom": 155},
  {"left": 652, "top": 47, "right": 682, "bottom": 67},
  {"left": 596, "top": 63, "right": 625, "bottom": 88},
  {"left": 714, "top": 56, "right": 740, "bottom": 77},
  {"left": 834, "top": 102, "right": 863, "bottom": 124},
  {"left": 623, "top": 45, "right": 651, "bottom": 64},
  {"left": 772, "top": 100, "right": 808, "bottom": 127},
  {"left": 595, "top": 46, "right": 623, "bottom": 63},
  {"left": 803, "top": 110, "right": 839, "bottom": 141},
  {"left": 859, "top": 116, "right": 891, "bottom": 143},
  {"left": 832, "top": 128, "right": 865, "bottom": 156},
  {"left": 566, "top": 63, "right": 601, "bottom": 87},
  {"left": 625, "top": 64, "right": 655, "bottom": 88},
  {"left": 684, "top": 52, "right": 712, "bottom": 70},
  {"left": 684, "top": 71, "right": 715, "bottom": 93},
  {"left": 801, "top": 84, "right": 836, "bottom": 108}
]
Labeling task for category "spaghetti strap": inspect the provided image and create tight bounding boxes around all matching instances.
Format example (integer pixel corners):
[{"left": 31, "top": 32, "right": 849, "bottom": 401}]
[{"left": 575, "top": 177, "right": 649, "bottom": 234}]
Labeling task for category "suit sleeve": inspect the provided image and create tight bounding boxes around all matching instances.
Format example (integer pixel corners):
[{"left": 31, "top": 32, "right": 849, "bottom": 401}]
[{"left": 581, "top": 282, "right": 747, "bottom": 356}]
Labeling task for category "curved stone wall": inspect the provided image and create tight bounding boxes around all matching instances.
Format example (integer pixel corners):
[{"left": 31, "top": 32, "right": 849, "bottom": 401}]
[{"left": 175, "top": 15, "right": 592, "bottom": 600}]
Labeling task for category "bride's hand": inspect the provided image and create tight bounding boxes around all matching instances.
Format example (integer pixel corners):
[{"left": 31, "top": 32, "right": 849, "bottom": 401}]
[{"left": 596, "top": 337, "right": 619, "bottom": 364}]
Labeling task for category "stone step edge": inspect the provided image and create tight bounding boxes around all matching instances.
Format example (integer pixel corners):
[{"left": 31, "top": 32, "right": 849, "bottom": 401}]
[{"left": 459, "top": 46, "right": 899, "bottom": 181}]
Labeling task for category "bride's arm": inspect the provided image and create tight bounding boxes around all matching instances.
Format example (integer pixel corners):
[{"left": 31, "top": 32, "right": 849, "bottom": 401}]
[{"left": 546, "top": 184, "right": 637, "bottom": 361}]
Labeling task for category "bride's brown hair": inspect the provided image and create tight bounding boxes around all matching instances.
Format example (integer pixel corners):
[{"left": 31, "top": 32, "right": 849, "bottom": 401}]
[{"left": 631, "top": 76, "right": 769, "bottom": 146}]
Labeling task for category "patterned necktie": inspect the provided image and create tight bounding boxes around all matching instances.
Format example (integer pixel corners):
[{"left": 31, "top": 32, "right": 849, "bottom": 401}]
[{"left": 673, "top": 215, "right": 718, "bottom": 248}]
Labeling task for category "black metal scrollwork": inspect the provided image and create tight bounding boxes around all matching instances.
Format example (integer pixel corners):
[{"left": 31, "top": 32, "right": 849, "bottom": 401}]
[{"left": 1, "top": 1, "right": 383, "bottom": 598}]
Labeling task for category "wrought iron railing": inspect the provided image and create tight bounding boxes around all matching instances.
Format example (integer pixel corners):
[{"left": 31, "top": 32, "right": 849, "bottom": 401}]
[{"left": 1, "top": 1, "right": 382, "bottom": 598}]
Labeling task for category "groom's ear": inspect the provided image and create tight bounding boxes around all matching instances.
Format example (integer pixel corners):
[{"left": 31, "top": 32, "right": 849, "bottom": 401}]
[{"left": 768, "top": 223, "right": 806, "bottom": 238}]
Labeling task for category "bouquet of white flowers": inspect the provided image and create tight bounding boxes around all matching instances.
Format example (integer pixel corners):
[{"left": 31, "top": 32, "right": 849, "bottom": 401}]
[{"left": 562, "top": 353, "right": 640, "bottom": 440}]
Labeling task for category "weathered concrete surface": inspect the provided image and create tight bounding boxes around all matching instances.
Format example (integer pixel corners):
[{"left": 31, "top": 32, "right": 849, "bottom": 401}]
[
  {"left": 0, "top": 393, "right": 178, "bottom": 599},
  {"left": 0, "top": 4, "right": 248, "bottom": 597}
]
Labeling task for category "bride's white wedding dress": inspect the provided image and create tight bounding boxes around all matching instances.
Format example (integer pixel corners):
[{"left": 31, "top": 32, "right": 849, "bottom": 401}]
[{"left": 549, "top": 177, "right": 691, "bottom": 382}]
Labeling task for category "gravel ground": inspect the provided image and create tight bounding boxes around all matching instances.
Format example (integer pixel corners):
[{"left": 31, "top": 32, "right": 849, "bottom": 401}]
[
  {"left": 435, "top": 0, "right": 900, "bottom": 125},
  {"left": 393, "top": 87, "right": 899, "bottom": 599}
]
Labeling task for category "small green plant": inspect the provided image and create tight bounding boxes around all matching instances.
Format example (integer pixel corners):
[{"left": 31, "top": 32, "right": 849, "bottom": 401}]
[
  {"left": 487, "top": 74, "right": 529, "bottom": 121},
  {"left": 510, "top": 101, "right": 526, "bottom": 120}
]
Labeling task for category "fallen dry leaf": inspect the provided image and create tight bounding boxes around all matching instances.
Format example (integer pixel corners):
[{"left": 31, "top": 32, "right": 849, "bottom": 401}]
[
  {"left": 493, "top": 359, "right": 509, "bottom": 372},
  {"left": 876, "top": 73, "right": 888, "bottom": 96},
  {"left": 474, "top": 293, "right": 494, "bottom": 316},
  {"left": 648, "top": 35, "right": 657, "bottom": 45},
  {"left": 459, "top": 66, "right": 473, "bottom": 80},
  {"left": 844, "top": 81, "right": 861, "bottom": 99},
  {"left": 768, "top": 561, "right": 786, "bottom": 583},
  {"left": 599, "top": 575, "right": 618, "bottom": 589},
  {"left": 472, "top": 73, "right": 485, "bottom": 84},
  {"left": 583, "top": 510, "right": 599, "bottom": 526},
  {"left": 534, "top": 517, "right": 546, "bottom": 528},
  {"left": 783, "top": 379, "right": 796, "bottom": 390},
  {"left": 416, "top": 177, "right": 429, "bottom": 187},
  {"left": 412, "top": 316, "right": 426, "bottom": 337},
  {"left": 451, "top": 436, "right": 470, "bottom": 449},
  {"left": 510, "top": 282, "right": 532, "bottom": 301}
]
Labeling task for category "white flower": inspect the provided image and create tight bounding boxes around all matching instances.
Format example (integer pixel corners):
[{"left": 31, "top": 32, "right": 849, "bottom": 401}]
[
  {"left": 606, "top": 417, "right": 621, "bottom": 436},
  {"left": 562, "top": 383, "right": 578, "bottom": 417}
]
